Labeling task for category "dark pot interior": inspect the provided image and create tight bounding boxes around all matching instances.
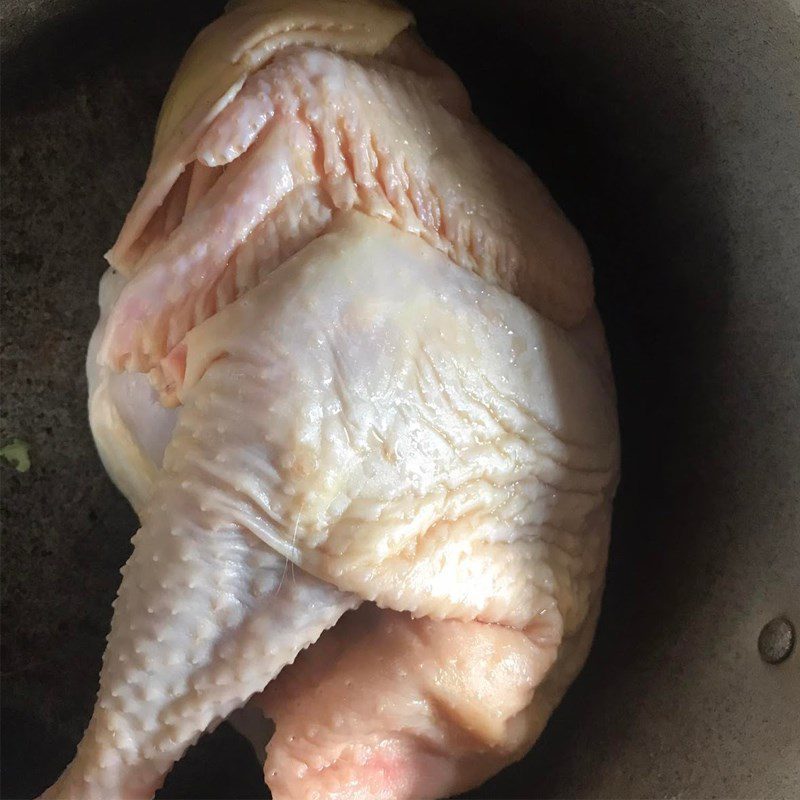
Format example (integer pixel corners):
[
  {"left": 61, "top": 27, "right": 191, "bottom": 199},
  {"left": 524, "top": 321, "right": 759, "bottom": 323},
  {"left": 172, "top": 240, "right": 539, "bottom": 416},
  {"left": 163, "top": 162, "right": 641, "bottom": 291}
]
[{"left": 2, "top": 1, "right": 798, "bottom": 797}]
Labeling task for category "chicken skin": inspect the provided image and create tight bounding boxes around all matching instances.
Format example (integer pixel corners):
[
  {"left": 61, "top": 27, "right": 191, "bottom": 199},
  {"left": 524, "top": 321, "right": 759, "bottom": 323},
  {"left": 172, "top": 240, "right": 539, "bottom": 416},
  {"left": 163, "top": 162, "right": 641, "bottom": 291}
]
[{"left": 43, "top": 2, "right": 618, "bottom": 798}]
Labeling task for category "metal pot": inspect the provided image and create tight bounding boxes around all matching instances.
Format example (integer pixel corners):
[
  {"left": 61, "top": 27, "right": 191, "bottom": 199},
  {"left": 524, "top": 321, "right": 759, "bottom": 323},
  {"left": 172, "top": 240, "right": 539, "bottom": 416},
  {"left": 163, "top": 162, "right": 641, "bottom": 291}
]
[{"left": 2, "top": 1, "right": 798, "bottom": 797}]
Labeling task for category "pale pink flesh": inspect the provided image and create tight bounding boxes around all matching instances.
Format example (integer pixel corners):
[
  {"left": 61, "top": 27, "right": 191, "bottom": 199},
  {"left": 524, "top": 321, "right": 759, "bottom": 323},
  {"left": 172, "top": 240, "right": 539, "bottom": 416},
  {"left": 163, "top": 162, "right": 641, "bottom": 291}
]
[
  {"left": 107, "top": 0, "right": 414, "bottom": 271},
  {"left": 55, "top": 3, "right": 619, "bottom": 798},
  {"left": 70, "top": 213, "right": 616, "bottom": 800},
  {"left": 99, "top": 46, "right": 592, "bottom": 398},
  {"left": 256, "top": 604, "right": 561, "bottom": 800}
]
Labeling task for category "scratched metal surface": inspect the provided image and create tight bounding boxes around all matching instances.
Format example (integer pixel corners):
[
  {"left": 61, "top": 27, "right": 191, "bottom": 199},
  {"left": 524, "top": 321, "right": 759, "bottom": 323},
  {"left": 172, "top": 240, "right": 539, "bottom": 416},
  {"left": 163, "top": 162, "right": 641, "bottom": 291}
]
[{"left": 2, "top": 1, "right": 798, "bottom": 798}]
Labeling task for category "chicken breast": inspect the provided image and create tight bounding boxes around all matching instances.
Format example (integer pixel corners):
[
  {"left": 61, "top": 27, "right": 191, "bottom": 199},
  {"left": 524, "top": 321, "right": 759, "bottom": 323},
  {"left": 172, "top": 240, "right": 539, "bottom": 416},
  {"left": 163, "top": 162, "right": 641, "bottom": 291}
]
[{"left": 44, "top": 2, "right": 619, "bottom": 798}]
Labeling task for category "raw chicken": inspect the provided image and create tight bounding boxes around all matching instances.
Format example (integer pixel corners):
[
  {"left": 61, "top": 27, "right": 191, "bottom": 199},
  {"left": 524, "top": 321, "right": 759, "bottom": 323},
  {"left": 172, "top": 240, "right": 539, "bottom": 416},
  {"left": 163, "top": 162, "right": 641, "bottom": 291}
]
[{"left": 43, "top": 1, "right": 619, "bottom": 798}]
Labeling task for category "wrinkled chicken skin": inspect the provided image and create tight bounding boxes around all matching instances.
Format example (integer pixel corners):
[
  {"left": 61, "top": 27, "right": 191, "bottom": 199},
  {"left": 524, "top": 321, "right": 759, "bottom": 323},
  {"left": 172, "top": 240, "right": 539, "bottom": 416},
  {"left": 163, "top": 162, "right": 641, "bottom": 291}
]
[
  {"left": 44, "top": 2, "right": 619, "bottom": 799},
  {"left": 259, "top": 605, "right": 559, "bottom": 800},
  {"left": 101, "top": 43, "right": 591, "bottom": 393}
]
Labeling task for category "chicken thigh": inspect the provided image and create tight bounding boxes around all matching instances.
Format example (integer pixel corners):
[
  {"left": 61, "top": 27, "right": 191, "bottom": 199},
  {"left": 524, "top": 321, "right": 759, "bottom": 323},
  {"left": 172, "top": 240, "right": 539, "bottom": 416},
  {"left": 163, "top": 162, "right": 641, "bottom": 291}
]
[{"left": 43, "top": 2, "right": 619, "bottom": 798}]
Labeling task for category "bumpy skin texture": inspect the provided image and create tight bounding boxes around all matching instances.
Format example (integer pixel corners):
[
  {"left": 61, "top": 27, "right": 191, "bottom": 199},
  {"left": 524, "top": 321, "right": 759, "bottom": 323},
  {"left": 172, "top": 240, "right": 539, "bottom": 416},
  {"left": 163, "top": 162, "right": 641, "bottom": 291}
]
[
  {"left": 101, "top": 42, "right": 591, "bottom": 391},
  {"left": 167, "top": 215, "right": 616, "bottom": 632},
  {"left": 45, "top": 2, "right": 619, "bottom": 799}
]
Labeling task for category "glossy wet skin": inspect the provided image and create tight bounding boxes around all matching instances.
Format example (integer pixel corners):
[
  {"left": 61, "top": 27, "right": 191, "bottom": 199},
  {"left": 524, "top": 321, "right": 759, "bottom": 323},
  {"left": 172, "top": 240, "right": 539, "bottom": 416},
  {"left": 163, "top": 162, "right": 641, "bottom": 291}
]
[{"left": 45, "top": 2, "right": 618, "bottom": 798}]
